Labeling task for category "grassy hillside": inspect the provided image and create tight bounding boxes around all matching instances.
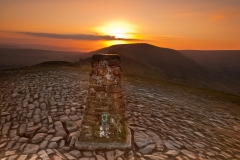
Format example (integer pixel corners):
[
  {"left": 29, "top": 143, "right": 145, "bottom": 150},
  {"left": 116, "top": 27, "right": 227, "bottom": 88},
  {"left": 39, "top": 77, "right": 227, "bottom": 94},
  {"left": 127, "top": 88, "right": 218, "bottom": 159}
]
[{"left": 80, "top": 43, "right": 239, "bottom": 94}]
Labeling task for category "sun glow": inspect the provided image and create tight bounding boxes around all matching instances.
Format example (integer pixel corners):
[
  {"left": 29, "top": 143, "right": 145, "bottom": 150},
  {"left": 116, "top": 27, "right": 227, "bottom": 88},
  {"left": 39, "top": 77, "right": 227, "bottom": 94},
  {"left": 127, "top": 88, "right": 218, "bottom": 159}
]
[
  {"left": 103, "top": 40, "right": 129, "bottom": 46},
  {"left": 97, "top": 21, "right": 136, "bottom": 39}
]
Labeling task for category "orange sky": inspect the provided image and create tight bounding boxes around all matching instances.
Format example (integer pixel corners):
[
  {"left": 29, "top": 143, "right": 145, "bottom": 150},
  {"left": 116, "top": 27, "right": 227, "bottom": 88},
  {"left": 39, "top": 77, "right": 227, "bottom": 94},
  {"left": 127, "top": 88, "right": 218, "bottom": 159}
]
[{"left": 1, "top": 0, "right": 240, "bottom": 52}]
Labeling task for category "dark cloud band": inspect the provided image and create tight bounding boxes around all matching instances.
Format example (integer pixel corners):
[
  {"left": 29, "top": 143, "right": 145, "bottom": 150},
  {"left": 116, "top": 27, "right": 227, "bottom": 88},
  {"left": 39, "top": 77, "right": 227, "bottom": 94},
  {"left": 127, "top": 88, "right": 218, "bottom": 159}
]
[{"left": 17, "top": 32, "right": 139, "bottom": 41}]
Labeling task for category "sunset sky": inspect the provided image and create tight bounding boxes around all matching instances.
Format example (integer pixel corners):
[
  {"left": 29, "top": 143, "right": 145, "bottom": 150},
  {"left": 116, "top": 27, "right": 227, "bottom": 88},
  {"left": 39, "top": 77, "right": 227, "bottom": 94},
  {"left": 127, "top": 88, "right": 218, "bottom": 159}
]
[{"left": 0, "top": 0, "right": 240, "bottom": 52}]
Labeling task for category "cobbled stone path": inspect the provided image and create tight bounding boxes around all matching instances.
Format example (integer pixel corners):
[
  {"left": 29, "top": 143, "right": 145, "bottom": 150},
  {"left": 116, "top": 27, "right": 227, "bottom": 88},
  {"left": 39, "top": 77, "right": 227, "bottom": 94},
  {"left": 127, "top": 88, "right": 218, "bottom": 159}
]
[{"left": 0, "top": 69, "right": 240, "bottom": 160}]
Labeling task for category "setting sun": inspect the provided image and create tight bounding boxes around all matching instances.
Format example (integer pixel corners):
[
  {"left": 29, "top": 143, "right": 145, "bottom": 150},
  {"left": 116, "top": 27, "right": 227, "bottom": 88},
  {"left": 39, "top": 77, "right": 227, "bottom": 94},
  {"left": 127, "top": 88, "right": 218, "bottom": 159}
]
[
  {"left": 97, "top": 21, "right": 136, "bottom": 39},
  {"left": 0, "top": 1, "right": 240, "bottom": 51}
]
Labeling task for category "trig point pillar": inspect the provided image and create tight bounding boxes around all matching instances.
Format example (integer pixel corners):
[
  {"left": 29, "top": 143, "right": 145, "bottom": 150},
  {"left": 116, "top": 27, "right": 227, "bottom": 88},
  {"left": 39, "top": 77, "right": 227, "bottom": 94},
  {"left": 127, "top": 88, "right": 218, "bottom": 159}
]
[{"left": 76, "top": 54, "right": 131, "bottom": 149}]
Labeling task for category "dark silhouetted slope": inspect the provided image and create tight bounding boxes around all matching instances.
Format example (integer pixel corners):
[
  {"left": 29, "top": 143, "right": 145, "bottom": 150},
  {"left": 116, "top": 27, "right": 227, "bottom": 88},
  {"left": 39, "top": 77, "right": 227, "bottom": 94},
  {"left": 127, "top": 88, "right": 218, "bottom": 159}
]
[
  {"left": 0, "top": 48, "right": 83, "bottom": 69},
  {"left": 80, "top": 43, "right": 239, "bottom": 93},
  {"left": 180, "top": 50, "right": 240, "bottom": 73},
  {"left": 180, "top": 50, "right": 240, "bottom": 94}
]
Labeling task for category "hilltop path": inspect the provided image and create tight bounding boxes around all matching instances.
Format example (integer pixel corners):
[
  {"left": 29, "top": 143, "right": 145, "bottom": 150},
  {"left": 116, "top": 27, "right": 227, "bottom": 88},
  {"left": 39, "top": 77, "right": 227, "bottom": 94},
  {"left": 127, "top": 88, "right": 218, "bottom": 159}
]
[{"left": 0, "top": 68, "right": 239, "bottom": 160}]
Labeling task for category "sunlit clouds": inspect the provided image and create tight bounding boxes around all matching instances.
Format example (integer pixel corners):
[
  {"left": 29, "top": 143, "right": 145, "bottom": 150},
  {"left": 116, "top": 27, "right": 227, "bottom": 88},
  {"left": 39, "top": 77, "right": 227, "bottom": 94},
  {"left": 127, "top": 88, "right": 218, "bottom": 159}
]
[
  {"left": 0, "top": 0, "right": 240, "bottom": 51},
  {"left": 96, "top": 21, "right": 137, "bottom": 39}
]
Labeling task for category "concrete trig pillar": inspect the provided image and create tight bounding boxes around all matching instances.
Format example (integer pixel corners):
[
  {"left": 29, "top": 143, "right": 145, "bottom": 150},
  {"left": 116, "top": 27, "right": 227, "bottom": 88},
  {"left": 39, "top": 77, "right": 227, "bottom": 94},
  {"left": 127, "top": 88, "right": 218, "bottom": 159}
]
[{"left": 76, "top": 54, "right": 131, "bottom": 149}]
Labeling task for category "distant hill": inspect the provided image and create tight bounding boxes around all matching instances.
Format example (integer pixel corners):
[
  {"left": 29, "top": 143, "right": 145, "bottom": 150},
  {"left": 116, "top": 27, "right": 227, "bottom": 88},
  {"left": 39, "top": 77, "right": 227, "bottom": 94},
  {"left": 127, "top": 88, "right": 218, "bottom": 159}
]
[
  {"left": 180, "top": 50, "right": 240, "bottom": 73},
  {"left": 0, "top": 42, "right": 82, "bottom": 52},
  {"left": 0, "top": 47, "right": 83, "bottom": 69},
  {"left": 180, "top": 50, "right": 240, "bottom": 94},
  {"left": 79, "top": 43, "right": 240, "bottom": 94},
  {"left": 0, "top": 44, "right": 21, "bottom": 49}
]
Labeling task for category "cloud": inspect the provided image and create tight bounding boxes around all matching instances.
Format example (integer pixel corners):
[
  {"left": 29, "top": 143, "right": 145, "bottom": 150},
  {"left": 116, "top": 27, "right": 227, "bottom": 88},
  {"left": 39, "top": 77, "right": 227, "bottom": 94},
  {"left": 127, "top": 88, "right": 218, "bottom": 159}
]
[{"left": 16, "top": 32, "right": 139, "bottom": 41}]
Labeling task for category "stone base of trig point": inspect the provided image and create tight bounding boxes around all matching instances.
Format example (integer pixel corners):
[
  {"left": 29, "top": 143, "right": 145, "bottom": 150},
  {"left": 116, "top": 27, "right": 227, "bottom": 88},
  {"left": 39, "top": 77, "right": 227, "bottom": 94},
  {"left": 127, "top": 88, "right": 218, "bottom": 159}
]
[
  {"left": 75, "top": 127, "right": 131, "bottom": 150},
  {"left": 75, "top": 54, "right": 132, "bottom": 150}
]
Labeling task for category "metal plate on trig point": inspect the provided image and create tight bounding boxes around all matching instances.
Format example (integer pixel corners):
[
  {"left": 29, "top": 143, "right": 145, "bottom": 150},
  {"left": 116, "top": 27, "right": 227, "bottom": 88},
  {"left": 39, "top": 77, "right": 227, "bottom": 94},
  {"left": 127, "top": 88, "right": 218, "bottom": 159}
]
[{"left": 101, "top": 113, "right": 108, "bottom": 125}]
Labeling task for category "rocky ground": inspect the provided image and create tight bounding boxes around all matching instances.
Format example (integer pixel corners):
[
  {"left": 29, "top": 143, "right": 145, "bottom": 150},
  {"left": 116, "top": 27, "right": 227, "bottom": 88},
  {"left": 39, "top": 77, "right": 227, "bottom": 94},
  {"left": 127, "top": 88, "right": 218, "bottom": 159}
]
[{"left": 0, "top": 67, "right": 240, "bottom": 160}]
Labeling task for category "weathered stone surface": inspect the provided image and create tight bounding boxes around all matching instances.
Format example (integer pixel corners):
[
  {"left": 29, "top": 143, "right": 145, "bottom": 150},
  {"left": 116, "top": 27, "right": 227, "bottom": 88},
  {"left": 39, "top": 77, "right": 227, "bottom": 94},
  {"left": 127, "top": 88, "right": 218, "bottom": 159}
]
[
  {"left": 18, "top": 155, "right": 28, "bottom": 160},
  {"left": 51, "top": 136, "right": 63, "bottom": 142},
  {"left": 1, "top": 112, "right": 10, "bottom": 116},
  {"left": 134, "top": 131, "right": 153, "bottom": 148},
  {"left": 115, "top": 149, "right": 124, "bottom": 158},
  {"left": 31, "top": 133, "right": 47, "bottom": 143},
  {"left": 59, "top": 140, "right": 65, "bottom": 147},
  {"left": 19, "top": 137, "right": 28, "bottom": 143},
  {"left": 112, "top": 67, "right": 121, "bottom": 76},
  {"left": 75, "top": 120, "right": 82, "bottom": 128},
  {"left": 59, "top": 115, "right": 70, "bottom": 122},
  {"left": 79, "top": 158, "right": 90, "bottom": 160},
  {"left": 29, "top": 154, "right": 38, "bottom": 160},
  {"left": 38, "top": 150, "right": 50, "bottom": 160},
  {"left": 52, "top": 155, "right": 62, "bottom": 160},
  {"left": 138, "top": 143, "right": 156, "bottom": 154},
  {"left": 40, "top": 103, "right": 46, "bottom": 110},
  {"left": 40, "top": 141, "right": 48, "bottom": 150},
  {"left": 83, "top": 151, "right": 93, "bottom": 157},
  {"left": 146, "top": 130, "right": 164, "bottom": 151},
  {"left": 23, "top": 144, "right": 39, "bottom": 154},
  {"left": 65, "top": 109, "right": 71, "bottom": 115},
  {"left": 97, "top": 67, "right": 108, "bottom": 76},
  {"left": 69, "top": 115, "right": 78, "bottom": 121},
  {"left": 64, "top": 153, "right": 76, "bottom": 160},
  {"left": 46, "top": 149, "right": 54, "bottom": 155},
  {"left": 163, "top": 140, "right": 176, "bottom": 150},
  {"left": 5, "top": 150, "right": 16, "bottom": 156},
  {"left": 0, "top": 142, "right": 7, "bottom": 148},
  {"left": 165, "top": 150, "right": 180, "bottom": 156},
  {"left": 96, "top": 155, "right": 106, "bottom": 160},
  {"left": 48, "top": 129, "right": 55, "bottom": 134},
  {"left": 66, "top": 121, "right": 77, "bottom": 133},
  {"left": 26, "top": 125, "right": 40, "bottom": 133},
  {"left": 19, "top": 143, "right": 27, "bottom": 151},
  {"left": 144, "top": 154, "right": 168, "bottom": 160},
  {"left": 10, "top": 130, "right": 17, "bottom": 138},
  {"left": 68, "top": 131, "right": 79, "bottom": 147},
  {"left": 28, "top": 104, "right": 35, "bottom": 110},
  {"left": 54, "top": 121, "right": 65, "bottom": 132},
  {"left": 2, "top": 122, "right": 11, "bottom": 135},
  {"left": 39, "top": 127, "right": 48, "bottom": 133},
  {"left": 181, "top": 150, "right": 196, "bottom": 159},
  {"left": 106, "top": 85, "right": 121, "bottom": 93},
  {"left": 8, "top": 155, "right": 18, "bottom": 160},
  {"left": 127, "top": 151, "right": 134, "bottom": 160},
  {"left": 194, "top": 131, "right": 205, "bottom": 138},
  {"left": 48, "top": 142, "right": 58, "bottom": 149},
  {"left": 48, "top": 116, "right": 53, "bottom": 124},
  {"left": 6, "top": 141, "right": 15, "bottom": 150},
  {"left": 13, "top": 143, "right": 22, "bottom": 150},
  {"left": 53, "top": 149, "right": 65, "bottom": 159},
  {"left": 70, "top": 150, "right": 81, "bottom": 158},
  {"left": 44, "top": 135, "right": 53, "bottom": 141},
  {"left": 106, "top": 151, "right": 114, "bottom": 160}
]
